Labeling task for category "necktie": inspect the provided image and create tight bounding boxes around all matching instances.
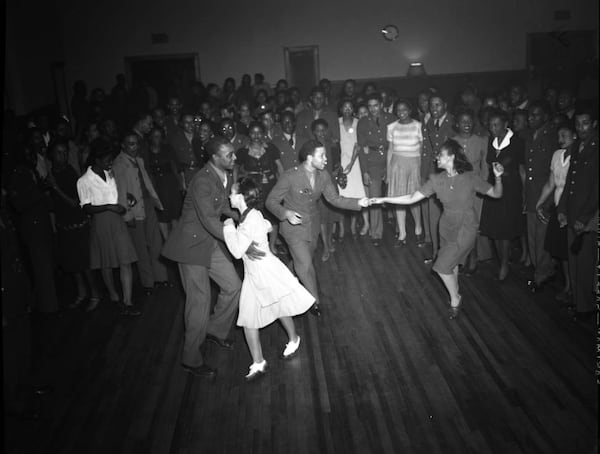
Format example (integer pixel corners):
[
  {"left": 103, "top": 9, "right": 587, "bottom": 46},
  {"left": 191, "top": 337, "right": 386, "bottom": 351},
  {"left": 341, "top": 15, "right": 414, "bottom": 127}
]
[
  {"left": 435, "top": 119, "right": 440, "bottom": 130},
  {"left": 289, "top": 136, "right": 294, "bottom": 148},
  {"left": 309, "top": 172, "right": 315, "bottom": 189},
  {"left": 376, "top": 117, "right": 380, "bottom": 127}
]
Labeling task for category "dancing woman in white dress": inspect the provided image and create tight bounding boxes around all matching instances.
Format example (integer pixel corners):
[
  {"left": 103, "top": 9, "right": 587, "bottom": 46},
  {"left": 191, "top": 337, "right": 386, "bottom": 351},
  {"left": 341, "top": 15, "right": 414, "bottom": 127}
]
[{"left": 223, "top": 178, "right": 315, "bottom": 381}]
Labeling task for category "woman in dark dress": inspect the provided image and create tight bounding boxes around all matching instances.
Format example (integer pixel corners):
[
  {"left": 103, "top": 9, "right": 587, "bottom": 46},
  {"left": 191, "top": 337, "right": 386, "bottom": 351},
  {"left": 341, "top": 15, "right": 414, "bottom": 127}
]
[
  {"left": 48, "top": 139, "right": 101, "bottom": 310},
  {"left": 479, "top": 109, "right": 526, "bottom": 281},
  {"left": 234, "top": 121, "right": 284, "bottom": 253},
  {"left": 146, "top": 128, "right": 182, "bottom": 238},
  {"left": 372, "top": 139, "right": 504, "bottom": 318}
]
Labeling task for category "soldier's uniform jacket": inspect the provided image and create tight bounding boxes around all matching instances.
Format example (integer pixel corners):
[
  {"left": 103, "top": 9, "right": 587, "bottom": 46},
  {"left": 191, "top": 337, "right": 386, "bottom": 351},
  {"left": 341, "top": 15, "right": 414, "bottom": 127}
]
[{"left": 266, "top": 165, "right": 360, "bottom": 242}]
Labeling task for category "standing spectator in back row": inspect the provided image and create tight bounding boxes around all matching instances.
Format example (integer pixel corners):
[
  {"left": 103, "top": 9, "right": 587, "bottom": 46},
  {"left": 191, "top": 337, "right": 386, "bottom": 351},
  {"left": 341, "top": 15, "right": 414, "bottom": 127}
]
[
  {"left": 271, "top": 111, "right": 306, "bottom": 171},
  {"left": 558, "top": 108, "right": 598, "bottom": 320},
  {"left": 7, "top": 131, "right": 58, "bottom": 315},
  {"left": 357, "top": 93, "right": 396, "bottom": 247},
  {"left": 522, "top": 100, "right": 558, "bottom": 292},
  {"left": 421, "top": 94, "right": 455, "bottom": 263},
  {"left": 112, "top": 133, "right": 168, "bottom": 295},
  {"left": 296, "top": 87, "right": 339, "bottom": 144}
]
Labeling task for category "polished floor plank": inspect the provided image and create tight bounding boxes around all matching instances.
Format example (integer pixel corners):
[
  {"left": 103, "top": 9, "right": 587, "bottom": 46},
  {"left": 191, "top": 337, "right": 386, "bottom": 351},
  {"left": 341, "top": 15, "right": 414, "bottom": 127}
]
[{"left": 5, "top": 222, "right": 596, "bottom": 454}]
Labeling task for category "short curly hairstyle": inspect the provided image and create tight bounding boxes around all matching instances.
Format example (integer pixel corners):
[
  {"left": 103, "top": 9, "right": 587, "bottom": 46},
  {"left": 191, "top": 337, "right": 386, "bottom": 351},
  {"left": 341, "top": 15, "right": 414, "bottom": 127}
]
[{"left": 236, "top": 177, "right": 263, "bottom": 209}]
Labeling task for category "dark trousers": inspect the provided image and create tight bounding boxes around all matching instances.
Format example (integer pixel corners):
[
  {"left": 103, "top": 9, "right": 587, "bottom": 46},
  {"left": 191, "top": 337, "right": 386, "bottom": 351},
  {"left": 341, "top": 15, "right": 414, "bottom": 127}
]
[
  {"left": 364, "top": 167, "right": 385, "bottom": 240},
  {"left": 23, "top": 234, "right": 58, "bottom": 313},
  {"left": 526, "top": 212, "right": 554, "bottom": 282},
  {"left": 178, "top": 245, "right": 241, "bottom": 367},
  {"left": 128, "top": 199, "right": 167, "bottom": 288},
  {"left": 567, "top": 227, "right": 597, "bottom": 313}
]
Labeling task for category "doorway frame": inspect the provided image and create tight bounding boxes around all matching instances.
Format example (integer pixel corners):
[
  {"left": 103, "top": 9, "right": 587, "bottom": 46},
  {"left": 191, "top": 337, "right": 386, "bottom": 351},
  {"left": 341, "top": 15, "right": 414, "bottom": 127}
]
[
  {"left": 124, "top": 52, "right": 201, "bottom": 87},
  {"left": 283, "top": 45, "right": 320, "bottom": 88}
]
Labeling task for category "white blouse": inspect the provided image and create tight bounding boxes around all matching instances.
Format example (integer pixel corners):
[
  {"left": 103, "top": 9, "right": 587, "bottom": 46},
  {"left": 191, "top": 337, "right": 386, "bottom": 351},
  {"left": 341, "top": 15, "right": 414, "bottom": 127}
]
[{"left": 77, "top": 166, "right": 119, "bottom": 206}]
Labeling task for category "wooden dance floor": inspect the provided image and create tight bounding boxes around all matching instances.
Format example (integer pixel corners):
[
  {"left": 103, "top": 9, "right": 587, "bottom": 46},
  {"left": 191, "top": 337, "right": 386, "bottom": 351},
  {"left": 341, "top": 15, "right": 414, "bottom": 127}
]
[{"left": 6, "top": 226, "right": 597, "bottom": 454}]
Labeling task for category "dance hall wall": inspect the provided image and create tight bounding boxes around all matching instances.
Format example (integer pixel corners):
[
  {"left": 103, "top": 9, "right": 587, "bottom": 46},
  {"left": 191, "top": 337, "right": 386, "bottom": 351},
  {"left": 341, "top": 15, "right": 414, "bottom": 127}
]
[{"left": 5, "top": 0, "right": 599, "bottom": 114}]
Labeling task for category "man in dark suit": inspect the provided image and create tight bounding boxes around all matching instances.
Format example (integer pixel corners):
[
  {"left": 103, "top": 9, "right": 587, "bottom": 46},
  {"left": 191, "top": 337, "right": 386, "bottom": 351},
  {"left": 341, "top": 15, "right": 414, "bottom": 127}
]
[
  {"left": 266, "top": 140, "right": 370, "bottom": 316},
  {"left": 557, "top": 108, "right": 598, "bottom": 320},
  {"left": 162, "top": 137, "right": 263, "bottom": 379},
  {"left": 421, "top": 94, "right": 455, "bottom": 262}
]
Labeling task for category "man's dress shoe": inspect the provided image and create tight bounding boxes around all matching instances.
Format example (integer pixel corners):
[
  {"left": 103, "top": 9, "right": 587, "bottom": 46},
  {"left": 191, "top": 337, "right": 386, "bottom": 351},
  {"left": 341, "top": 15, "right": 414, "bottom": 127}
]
[
  {"left": 205, "top": 333, "right": 234, "bottom": 350},
  {"left": 182, "top": 363, "right": 217, "bottom": 379}
]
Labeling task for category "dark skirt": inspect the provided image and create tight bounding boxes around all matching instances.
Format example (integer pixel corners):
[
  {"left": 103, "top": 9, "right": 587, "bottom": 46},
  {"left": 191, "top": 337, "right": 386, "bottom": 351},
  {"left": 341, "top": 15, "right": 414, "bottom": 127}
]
[
  {"left": 544, "top": 206, "right": 568, "bottom": 260},
  {"left": 56, "top": 222, "right": 91, "bottom": 272},
  {"left": 433, "top": 209, "right": 478, "bottom": 274},
  {"left": 89, "top": 211, "right": 137, "bottom": 269},
  {"left": 480, "top": 189, "right": 524, "bottom": 240},
  {"left": 154, "top": 173, "right": 183, "bottom": 223}
]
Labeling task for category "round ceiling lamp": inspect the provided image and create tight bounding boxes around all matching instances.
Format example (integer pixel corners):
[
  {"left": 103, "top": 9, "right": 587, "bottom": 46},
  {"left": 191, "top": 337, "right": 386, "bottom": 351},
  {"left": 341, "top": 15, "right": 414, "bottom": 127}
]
[{"left": 381, "top": 25, "right": 399, "bottom": 41}]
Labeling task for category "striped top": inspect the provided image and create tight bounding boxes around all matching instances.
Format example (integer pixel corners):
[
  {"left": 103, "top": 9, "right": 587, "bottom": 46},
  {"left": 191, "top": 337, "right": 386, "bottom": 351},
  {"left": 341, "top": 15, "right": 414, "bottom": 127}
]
[{"left": 387, "top": 119, "right": 423, "bottom": 158}]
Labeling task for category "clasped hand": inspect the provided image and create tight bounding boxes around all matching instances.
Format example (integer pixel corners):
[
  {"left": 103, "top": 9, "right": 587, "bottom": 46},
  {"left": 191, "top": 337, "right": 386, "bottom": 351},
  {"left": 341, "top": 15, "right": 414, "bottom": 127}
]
[{"left": 492, "top": 162, "right": 504, "bottom": 177}]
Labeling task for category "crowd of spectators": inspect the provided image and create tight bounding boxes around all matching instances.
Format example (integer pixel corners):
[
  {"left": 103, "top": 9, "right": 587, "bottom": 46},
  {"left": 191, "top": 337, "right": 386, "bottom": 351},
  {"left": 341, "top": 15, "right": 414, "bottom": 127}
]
[{"left": 2, "top": 69, "right": 597, "bottom": 417}]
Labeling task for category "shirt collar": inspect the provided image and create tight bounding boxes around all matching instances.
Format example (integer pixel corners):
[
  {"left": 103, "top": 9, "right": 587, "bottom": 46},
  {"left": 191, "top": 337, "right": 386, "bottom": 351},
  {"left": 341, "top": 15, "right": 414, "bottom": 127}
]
[
  {"left": 209, "top": 162, "right": 228, "bottom": 186},
  {"left": 435, "top": 112, "right": 448, "bottom": 125},
  {"left": 493, "top": 128, "right": 514, "bottom": 151}
]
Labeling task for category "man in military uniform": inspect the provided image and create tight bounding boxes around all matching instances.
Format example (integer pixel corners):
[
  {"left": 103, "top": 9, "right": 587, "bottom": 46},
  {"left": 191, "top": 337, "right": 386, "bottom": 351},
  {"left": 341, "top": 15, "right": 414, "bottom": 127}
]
[
  {"left": 168, "top": 113, "right": 203, "bottom": 191},
  {"left": 296, "top": 87, "right": 340, "bottom": 143},
  {"left": 266, "top": 140, "right": 370, "bottom": 317},
  {"left": 357, "top": 93, "right": 396, "bottom": 246},
  {"left": 7, "top": 129, "right": 58, "bottom": 314},
  {"left": 522, "top": 100, "right": 558, "bottom": 290},
  {"left": 162, "top": 137, "right": 263, "bottom": 379},
  {"left": 271, "top": 111, "right": 306, "bottom": 171},
  {"left": 421, "top": 94, "right": 455, "bottom": 262},
  {"left": 557, "top": 108, "right": 598, "bottom": 320},
  {"left": 219, "top": 117, "right": 249, "bottom": 153}
]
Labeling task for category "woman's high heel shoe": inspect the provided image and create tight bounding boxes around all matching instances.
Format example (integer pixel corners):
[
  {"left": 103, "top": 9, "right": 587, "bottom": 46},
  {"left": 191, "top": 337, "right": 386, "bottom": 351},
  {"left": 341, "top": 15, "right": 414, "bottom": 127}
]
[{"left": 448, "top": 295, "right": 462, "bottom": 320}]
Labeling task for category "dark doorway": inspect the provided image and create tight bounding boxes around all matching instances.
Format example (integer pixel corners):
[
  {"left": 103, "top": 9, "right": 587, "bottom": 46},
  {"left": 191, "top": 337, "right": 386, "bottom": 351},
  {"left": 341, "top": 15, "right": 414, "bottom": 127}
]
[
  {"left": 125, "top": 53, "right": 200, "bottom": 109},
  {"left": 284, "top": 46, "right": 320, "bottom": 100}
]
